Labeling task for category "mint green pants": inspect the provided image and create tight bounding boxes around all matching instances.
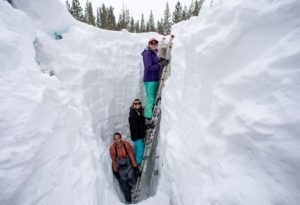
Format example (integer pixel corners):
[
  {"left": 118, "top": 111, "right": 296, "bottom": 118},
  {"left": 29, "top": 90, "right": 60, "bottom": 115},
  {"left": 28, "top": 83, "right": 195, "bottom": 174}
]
[{"left": 144, "top": 81, "right": 159, "bottom": 118}]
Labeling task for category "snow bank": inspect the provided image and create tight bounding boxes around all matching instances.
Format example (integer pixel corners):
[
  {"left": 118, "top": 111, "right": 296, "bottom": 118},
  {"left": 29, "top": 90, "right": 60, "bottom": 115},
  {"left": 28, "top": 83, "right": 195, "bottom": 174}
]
[
  {"left": 157, "top": 0, "right": 300, "bottom": 204},
  {"left": 0, "top": 2, "right": 101, "bottom": 205},
  {"left": 13, "top": 0, "right": 75, "bottom": 33},
  {"left": 0, "top": 1, "right": 158, "bottom": 204}
]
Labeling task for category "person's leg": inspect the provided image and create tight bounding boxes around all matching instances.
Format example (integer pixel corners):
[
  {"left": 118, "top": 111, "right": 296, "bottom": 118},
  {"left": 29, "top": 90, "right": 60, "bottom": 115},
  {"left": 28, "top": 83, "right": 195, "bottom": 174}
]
[
  {"left": 118, "top": 179, "right": 132, "bottom": 203},
  {"left": 128, "top": 172, "right": 137, "bottom": 187},
  {"left": 144, "top": 81, "right": 159, "bottom": 118},
  {"left": 134, "top": 139, "right": 144, "bottom": 166}
]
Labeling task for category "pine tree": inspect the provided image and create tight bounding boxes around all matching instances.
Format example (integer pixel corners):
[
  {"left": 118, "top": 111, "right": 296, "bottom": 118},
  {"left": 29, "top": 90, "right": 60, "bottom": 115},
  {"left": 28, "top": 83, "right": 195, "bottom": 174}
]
[
  {"left": 148, "top": 11, "right": 156, "bottom": 32},
  {"left": 192, "top": 0, "right": 200, "bottom": 16},
  {"left": 182, "top": 5, "right": 189, "bottom": 20},
  {"left": 198, "top": 0, "right": 205, "bottom": 15},
  {"left": 140, "top": 14, "right": 146, "bottom": 32},
  {"left": 71, "top": 0, "right": 84, "bottom": 22},
  {"left": 146, "top": 20, "right": 149, "bottom": 32},
  {"left": 100, "top": 4, "right": 108, "bottom": 29},
  {"left": 107, "top": 6, "right": 116, "bottom": 30},
  {"left": 117, "top": 8, "right": 130, "bottom": 30},
  {"left": 96, "top": 7, "right": 101, "bottom": 28},
  {"left": 157, "top": 19, "right": 164, "bottom": 34},
  {"left": 173, "top": 1, "right": 183, "bottom": 24},
  {"left": 163, "top": 2, "right": 172, "bottom": 35},
  {"left": 189, "top": 0, "right": 195, "bottom": 17},
  {"left": 135, "top": 20, "right": 140, "bottom": 33},
  {"left": 66, "top": 0, "right": 71, "bottom": 14},
  {"left": 124, "top": 9, "right": 130, "bottom": 30},
  {"left": 129, "top": 17, "right": 135, "bottom": 32},
  {"left": 84, "top": 1, "right": 95, "bottom": 25},
  {"left": 116, "top": 14, "right": 122, "bottom": 30}
]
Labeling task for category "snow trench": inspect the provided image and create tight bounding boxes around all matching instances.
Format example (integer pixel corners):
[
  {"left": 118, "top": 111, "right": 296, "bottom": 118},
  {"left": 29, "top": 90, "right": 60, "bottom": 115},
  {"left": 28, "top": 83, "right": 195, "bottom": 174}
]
[
  {"left": 31, "top": 24, "right": 162, "bottom": 203},
  {"left": 1, "top": 0, "right": 300, "bottom": 205}
]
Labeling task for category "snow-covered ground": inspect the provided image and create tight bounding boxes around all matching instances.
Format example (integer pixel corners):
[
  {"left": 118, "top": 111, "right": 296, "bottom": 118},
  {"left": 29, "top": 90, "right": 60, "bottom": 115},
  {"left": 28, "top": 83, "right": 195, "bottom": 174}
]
[{"left": 1, "top": 0, "right": 300, "bottom": 205}]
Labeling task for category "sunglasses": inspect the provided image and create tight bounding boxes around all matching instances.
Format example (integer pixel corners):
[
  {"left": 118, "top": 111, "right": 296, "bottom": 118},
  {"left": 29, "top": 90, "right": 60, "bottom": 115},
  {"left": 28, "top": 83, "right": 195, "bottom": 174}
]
[
  {"left": 150, "top": 41, "right": 158, "bottom": 45},
  {"left": 134, "top": 102, "right": 141, "bottom": 105}
]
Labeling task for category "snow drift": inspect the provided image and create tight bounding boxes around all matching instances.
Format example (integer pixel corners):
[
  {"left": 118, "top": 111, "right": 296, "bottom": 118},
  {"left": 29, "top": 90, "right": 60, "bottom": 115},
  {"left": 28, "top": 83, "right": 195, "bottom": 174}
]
[
  {"left": 158, "top": 0, "right": 300, "bottom": 204},
  {"left": 0, "top": 0, "right": 154, "bottom": 204},
  {"left": 0, "top": 0, "right": 300, "bottom": 205}
]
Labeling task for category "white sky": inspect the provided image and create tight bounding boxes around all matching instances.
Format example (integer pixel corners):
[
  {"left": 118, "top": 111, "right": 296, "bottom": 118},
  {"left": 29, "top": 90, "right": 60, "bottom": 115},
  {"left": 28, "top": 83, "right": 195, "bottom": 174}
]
[{"left": 72, "top": 0, "right": 193, "bottom": 21}]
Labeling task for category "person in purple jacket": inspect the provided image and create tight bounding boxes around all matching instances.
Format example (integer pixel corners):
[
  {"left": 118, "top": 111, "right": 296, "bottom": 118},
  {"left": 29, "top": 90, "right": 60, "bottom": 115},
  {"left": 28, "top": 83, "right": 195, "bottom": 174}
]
[{"left": 141, "top": 38, "right": 169, "bottom": 120}]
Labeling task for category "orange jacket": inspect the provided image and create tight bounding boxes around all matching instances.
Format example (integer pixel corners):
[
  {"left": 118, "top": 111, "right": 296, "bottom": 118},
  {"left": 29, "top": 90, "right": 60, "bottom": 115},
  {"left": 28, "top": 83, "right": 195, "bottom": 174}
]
[{"left": 109, "top": 140, "right": 138, "bottom": 172}]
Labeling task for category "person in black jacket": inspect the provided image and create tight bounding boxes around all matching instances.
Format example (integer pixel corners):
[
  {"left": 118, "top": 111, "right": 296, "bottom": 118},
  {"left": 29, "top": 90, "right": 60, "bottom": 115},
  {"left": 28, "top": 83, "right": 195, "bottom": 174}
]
[{"left": 128, "top": 99, "right": 146, "bottom": 166}]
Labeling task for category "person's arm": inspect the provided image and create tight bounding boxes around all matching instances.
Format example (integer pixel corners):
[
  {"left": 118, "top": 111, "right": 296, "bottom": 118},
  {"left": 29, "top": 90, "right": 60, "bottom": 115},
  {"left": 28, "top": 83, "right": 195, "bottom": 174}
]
[
  {"left": 143, "top": 52, "right": 161, "bottom": 71},
  {"left": 109, "top": 146, "right": 118, "bottom": 172},
  {"left": 125, "top": 142, "right": 138, "bottom": 168}
]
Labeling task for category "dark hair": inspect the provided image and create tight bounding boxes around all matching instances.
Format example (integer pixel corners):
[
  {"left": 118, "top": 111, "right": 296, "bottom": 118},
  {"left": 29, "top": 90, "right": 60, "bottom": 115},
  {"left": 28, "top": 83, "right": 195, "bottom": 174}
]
[{"left": 113, "top": 132, "right": 122, "bottom": 139}]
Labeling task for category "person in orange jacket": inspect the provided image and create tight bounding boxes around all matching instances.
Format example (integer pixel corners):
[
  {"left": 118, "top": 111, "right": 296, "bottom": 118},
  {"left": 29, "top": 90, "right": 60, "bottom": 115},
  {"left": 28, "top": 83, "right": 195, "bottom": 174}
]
[{"left": 109, "top": 132, "right": 141, "bottom": 203}]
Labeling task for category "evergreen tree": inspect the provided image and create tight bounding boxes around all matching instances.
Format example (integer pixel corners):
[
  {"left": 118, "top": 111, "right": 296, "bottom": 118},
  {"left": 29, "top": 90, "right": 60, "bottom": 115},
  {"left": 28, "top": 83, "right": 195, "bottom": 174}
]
[
  {"left": 172, "top": 1, "right": 183, "bottom": 24},
  {"left": 157, "top": 19, "right": 164, "bottom": 34},
  {"left": 135, "top": 20, "right": 140, "bottom": 33},
  {"left": 84, "top": 1, "right": 95, "bottom": 25},
  {"left": 198, "top": 0, "right": 205, "bottom": 15},
  {"left": 100, "top": 4, "right": 108, "bottom": 29},
  {"left": 140, "top": 14, "right": 146, "bottom": 32},
  {"left": 96, "top": 7, "right": 101, "bottom": 28},
  {"left": 66, "top": 0, "right": 71, "bottom": 14},
  {"left": 193, "top": 0, "right": 200, "bottom": 16},
  {"left": 189, "top": 0, "right": 195, "bottom": 17},
  {"left": 182, "top": 5, "right": 189, "bottom": 20},
  {"left": 116, "top": 14, "right": 122, "bottom": 30},
  {"left": 146, "top": 21, "right": 150, "bottom": 32},
  {"left": 148, "top": 11, "right": 156, "bottom": 32},
  {"left": 129, "top": 17, "right": 135, "bottom": 32},
  {"left": 124, "top": 9, "right": 130, "bottom": 30},
  {"left": 107, "top": 6, "right": 116, "bottom": 30},
  {"left": 163, "top": 2, "right": 172, "bottom": 35},
  {"left": 117, "top": 8, "right": 130, "bottom": 30},
  {"left": 71, "top": 0, "right": 84, "bottom": 22}
]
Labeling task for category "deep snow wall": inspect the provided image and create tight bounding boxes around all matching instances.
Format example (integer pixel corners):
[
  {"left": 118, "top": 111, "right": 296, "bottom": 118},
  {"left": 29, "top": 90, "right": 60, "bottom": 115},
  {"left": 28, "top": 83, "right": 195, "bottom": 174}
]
[
  {"left": 0, "top": 1, "right": 160, "bottom": 204},
  {"left": 0, "top": 2, "right": 100, "bottom": 205},
  {"left": 157, "top": 0, "right": 300, "bottom": 204}
]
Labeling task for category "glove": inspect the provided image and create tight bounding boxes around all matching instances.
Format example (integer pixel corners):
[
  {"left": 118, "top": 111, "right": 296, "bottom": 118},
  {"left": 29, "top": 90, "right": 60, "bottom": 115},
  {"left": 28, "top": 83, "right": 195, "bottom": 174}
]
[
  {"left": 158, "top": 57, "right": 165, "bottom": 62},
  {"left": 134, "top": 167, "right": 141, "bottom": 177},
  {"left": 159, "top": 59, "right": 169, "bottom": 68},
  {"left": 113, "top": 171, "right": 120, "bottom": 179}
]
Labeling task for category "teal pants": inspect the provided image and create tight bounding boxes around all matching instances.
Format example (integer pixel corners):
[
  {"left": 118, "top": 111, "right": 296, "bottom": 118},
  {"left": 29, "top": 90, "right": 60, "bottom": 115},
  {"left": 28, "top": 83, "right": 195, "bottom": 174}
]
[
  {"left": 134, "top": 139, "right": 144, "bottom": 166},
  {"left": 144, "top": 81, "right": 159, "bottom": 118}
]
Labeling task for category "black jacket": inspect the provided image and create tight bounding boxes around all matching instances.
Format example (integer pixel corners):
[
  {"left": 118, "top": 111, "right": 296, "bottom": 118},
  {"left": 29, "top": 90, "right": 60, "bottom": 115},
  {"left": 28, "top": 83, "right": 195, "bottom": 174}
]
[{"left": 128, "top": 107, "right": 146, "bottom": 141}]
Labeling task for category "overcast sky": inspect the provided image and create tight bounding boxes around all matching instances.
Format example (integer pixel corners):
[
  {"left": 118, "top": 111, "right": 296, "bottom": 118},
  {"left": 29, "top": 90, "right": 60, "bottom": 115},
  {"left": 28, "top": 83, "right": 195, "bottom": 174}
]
[{"left": 72, "top": 0, "right": 193, "bottom": 20}]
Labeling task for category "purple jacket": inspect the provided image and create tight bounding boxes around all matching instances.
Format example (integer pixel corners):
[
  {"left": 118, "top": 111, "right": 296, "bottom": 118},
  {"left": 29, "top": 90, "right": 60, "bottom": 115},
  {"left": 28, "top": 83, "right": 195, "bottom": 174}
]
[{"left": 142, "top": 48, "right": 161, "bottom": 82}]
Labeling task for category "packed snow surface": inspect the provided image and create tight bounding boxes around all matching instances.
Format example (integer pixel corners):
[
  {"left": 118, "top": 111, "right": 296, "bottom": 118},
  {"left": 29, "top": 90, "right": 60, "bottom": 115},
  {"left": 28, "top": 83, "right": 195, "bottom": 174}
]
[{"left": 0, "top": 0, "right": 300, "bottom": 205}]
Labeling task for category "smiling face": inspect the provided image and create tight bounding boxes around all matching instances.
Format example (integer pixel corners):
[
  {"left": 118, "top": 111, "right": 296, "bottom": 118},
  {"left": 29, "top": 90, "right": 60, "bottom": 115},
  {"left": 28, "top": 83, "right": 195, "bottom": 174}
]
[
  {"left": 113, "top": 133, "right": 122, "bottom": 146},
  {"left": 148, "top": 40, "right": 158, "bottom": 50},
  {"left": 133, "top": 100, "right": 142, "bottom": 109}
]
